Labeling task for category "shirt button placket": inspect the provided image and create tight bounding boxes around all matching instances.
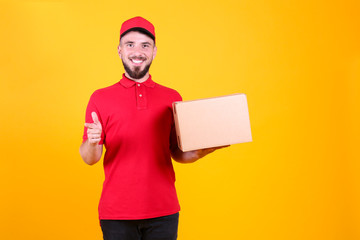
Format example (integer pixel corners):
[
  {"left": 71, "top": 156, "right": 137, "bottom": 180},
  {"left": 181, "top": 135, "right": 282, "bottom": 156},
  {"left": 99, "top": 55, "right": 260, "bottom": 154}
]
[{"left": 136, "top": 83, "right": 147, "bottom": 110}]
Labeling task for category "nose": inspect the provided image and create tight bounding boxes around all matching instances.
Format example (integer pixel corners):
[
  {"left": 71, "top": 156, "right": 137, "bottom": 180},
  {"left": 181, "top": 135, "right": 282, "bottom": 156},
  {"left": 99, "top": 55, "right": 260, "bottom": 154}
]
[{"left": 130, "top": 48, "right": 146, "bottom": 59}]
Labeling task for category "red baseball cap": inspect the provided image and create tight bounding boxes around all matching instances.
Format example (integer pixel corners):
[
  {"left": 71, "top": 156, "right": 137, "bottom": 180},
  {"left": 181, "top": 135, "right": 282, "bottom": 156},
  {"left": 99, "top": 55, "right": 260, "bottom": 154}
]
[{"left": 120, "top": 16, "right": 155, "bottom": 42}]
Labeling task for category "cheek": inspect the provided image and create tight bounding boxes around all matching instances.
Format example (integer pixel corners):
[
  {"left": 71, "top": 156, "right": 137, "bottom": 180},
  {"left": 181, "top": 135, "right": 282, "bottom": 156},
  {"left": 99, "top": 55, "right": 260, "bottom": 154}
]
[
  {"left": 120, "top": 51, "right": 129, "bottom": 60},
  {"left": 146, "top": 51, "right": 155, "bottom": 60}
]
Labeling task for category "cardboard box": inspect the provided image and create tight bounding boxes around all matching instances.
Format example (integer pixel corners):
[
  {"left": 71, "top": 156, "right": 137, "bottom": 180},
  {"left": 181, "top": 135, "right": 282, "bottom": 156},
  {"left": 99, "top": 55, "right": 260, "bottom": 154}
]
[{"left": 172, "top": 94, "right": 252, "bottom": 152}]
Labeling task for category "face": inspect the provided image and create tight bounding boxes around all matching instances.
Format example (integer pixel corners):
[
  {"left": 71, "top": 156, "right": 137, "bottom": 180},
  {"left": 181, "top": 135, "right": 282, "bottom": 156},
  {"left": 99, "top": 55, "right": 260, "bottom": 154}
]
[{"left": 118, "top": 31, "right": 157, "bottom": 80}]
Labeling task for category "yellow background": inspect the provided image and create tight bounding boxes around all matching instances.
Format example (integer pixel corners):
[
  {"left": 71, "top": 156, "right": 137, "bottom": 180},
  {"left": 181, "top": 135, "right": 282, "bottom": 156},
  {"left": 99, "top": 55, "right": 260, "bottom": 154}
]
[{"left": 1, "top": 0, "right": 359, "bottom": 239}]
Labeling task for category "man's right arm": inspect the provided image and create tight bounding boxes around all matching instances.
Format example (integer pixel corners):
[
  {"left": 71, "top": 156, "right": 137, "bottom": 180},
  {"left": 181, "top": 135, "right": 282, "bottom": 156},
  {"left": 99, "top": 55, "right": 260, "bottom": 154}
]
[
  {"left": 79, "top": 112, "right": 103, "bottom": 165},
  {"left": 79, "top": 141, "right": 103, "bottom": 165}
]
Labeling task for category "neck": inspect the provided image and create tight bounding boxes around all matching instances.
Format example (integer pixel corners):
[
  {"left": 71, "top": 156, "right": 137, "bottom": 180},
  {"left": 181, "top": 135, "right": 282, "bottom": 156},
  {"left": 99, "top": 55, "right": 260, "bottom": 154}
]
[{"left": 125, "top": 72, "right": 150, "bottom": 83}]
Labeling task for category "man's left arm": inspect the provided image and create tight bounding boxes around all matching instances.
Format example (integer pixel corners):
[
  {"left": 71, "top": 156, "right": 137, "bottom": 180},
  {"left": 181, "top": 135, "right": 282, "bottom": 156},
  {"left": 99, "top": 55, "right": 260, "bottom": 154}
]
[{"left": 170, "top": 144, "right": 229, "bottom": 163}]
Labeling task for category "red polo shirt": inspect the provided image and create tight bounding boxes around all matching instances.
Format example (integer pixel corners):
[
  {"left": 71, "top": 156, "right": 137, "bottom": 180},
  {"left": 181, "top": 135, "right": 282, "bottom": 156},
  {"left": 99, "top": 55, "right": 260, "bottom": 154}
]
[{"left": 83, "top": 74, "right": 182, "bottom": 220}]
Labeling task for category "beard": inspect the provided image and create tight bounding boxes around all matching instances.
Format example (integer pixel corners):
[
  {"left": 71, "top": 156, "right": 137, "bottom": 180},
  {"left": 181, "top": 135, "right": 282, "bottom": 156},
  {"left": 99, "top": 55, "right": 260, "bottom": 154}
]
[{"left": 122, "top": 59, "right": 152, "bottom": 80}]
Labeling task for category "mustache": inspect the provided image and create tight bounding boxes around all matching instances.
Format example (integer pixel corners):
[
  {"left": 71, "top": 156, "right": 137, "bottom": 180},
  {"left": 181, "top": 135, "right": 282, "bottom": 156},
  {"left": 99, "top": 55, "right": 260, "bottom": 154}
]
[{"left": 129, "top": 56, "right": 147, "bottom": 61}]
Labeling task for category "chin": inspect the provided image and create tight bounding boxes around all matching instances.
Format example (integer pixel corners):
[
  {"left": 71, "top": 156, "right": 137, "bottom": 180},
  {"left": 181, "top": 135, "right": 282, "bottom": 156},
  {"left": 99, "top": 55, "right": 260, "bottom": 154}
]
[{"left": 122, "top": 60, "right": 151, "bottom": 80}]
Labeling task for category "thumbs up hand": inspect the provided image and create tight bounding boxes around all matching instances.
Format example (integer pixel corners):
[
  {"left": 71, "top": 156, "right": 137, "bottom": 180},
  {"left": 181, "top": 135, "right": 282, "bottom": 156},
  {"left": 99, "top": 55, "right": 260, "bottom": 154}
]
[{"left": 84, "top": 112, "right": 103, "bottom": 144}]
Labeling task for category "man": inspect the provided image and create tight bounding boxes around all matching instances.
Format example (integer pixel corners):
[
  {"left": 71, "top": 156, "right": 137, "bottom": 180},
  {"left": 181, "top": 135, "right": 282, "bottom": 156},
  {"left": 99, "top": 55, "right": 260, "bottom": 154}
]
[{"left": 80, "top": 16, "right": 225, "bottom": 240}]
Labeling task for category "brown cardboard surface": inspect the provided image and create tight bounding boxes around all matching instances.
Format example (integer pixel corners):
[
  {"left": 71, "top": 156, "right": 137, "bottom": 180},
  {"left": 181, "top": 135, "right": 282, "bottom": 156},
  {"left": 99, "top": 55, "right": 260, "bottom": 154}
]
[{"left": 172, "top": 94, "right": 252, "bottom": 152}]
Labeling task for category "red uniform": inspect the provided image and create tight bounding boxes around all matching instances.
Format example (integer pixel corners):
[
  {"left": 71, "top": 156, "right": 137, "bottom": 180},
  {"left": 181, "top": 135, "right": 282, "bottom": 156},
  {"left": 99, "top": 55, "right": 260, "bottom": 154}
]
[{"left": 83, "top": 74, "right": 182, "bottom": 220}]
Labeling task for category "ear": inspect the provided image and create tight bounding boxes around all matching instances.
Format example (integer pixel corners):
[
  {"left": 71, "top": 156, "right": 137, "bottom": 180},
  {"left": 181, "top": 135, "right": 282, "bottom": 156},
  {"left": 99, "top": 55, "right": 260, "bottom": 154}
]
[
  {"left": 152, "top": 46, "right": 157, "bottom": 60},
  {"left": 117, "top": 45, "right": 121, "bottom": 57}
]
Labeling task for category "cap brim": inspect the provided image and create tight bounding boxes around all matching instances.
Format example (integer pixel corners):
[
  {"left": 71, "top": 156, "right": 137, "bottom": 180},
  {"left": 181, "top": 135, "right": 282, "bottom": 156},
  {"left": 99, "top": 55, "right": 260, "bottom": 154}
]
[{"left": 120, "top": 27, "right": 155, "bottom": 42}]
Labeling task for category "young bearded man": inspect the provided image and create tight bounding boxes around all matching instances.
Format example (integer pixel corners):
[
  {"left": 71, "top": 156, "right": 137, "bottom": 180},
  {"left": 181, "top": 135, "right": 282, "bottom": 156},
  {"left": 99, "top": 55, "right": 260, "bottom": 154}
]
[{"left": 80, "top": 16, "right": 226, "bottom": 240}]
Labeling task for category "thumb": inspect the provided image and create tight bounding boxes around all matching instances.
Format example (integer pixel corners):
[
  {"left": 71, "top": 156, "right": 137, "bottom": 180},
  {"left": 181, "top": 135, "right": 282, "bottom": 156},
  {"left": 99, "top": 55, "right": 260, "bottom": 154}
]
[{"left": 91, "top": 112, "right": 100, "bottom": 124}]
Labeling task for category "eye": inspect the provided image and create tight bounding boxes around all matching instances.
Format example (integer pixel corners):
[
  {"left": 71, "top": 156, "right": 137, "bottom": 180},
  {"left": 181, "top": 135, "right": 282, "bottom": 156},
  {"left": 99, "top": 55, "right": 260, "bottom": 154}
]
[
  {"left": 127, "top": 43, "right": 134, "bottom": 47},
  {"left": 143, "top": 44, "right": 150, "bottom": 48}
]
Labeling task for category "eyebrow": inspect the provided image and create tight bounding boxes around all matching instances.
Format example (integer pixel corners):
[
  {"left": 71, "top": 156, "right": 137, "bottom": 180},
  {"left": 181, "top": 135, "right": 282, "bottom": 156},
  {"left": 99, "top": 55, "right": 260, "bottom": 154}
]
[{"left": 123, "top": 41, "right": 153, "bottom": 46}]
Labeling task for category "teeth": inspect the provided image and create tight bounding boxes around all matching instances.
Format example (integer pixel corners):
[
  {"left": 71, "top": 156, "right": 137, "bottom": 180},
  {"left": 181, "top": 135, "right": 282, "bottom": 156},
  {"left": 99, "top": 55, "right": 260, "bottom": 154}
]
[{"left": 132, "top": 59, "right": 143, "bottom": 63}]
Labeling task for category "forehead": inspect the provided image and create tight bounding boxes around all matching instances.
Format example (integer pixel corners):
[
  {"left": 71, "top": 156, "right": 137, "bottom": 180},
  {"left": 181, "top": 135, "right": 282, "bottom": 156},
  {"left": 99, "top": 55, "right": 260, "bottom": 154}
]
[{"left": 121, "top": 31, "right": 154, "bottom": 45}]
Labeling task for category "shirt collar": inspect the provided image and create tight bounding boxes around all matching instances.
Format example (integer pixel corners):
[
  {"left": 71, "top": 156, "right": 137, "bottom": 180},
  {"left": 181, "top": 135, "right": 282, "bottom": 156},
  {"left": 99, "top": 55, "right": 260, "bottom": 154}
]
[{"left": 119, "top": 74, "right": 156, "bottom": 88}]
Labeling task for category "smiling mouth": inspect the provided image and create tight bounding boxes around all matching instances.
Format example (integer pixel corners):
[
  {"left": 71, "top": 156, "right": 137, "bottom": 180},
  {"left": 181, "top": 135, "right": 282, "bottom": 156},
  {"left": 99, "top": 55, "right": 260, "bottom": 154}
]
[{"left": 130, "top": 57, "right": 146, "bottom": 65}]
